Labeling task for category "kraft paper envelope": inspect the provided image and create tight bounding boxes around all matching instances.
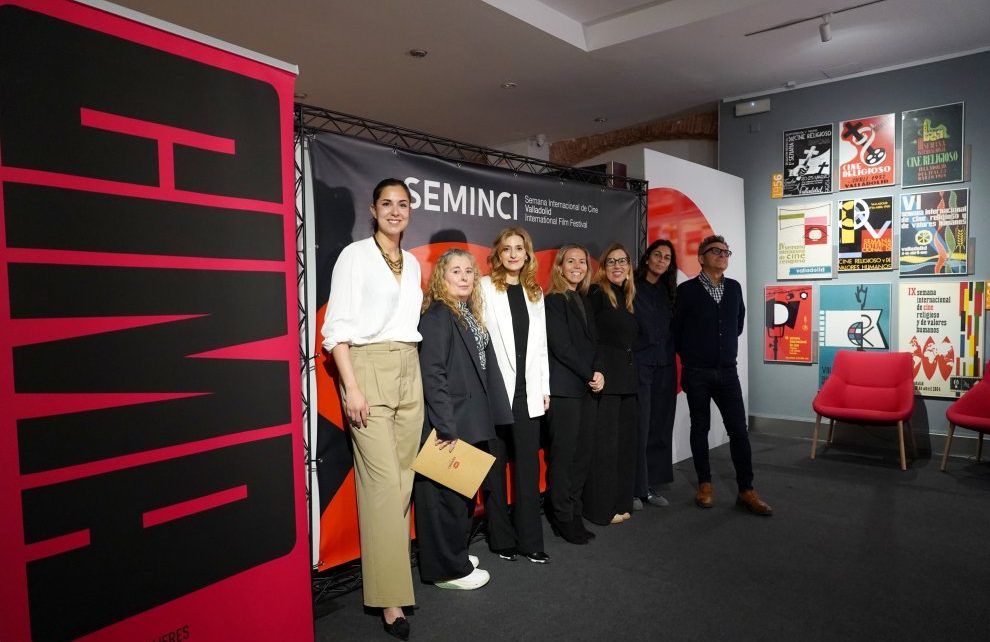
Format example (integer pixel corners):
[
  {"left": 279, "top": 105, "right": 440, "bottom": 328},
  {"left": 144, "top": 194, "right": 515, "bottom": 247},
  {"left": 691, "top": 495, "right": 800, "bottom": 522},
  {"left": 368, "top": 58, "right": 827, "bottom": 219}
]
[{"left": 412, "top": 429, "right": 496, "bottom": 498}]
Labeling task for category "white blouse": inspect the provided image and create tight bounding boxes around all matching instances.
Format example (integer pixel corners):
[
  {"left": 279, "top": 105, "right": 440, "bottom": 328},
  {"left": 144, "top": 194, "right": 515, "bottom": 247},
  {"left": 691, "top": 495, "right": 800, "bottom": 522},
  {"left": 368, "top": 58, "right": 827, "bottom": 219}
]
[{"left": 321, "top": 237, "right": 423, "bottom": 351}]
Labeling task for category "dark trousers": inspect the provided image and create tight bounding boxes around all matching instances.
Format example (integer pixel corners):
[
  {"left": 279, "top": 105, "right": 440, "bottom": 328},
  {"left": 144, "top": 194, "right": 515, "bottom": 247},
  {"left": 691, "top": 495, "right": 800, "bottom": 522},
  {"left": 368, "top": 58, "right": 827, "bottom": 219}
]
[
  {"left": 546, "top": 393, "right": 596, "bottom": 524},
  {"left": 583, "top": 393, "right": 637, "bottom": 525},
  {"left": 414, "top": 474, "right": 475, "bottom": 583},
  {"left": 681, "top": 366, "right": 753, "bottom": 491},
  {"left": 635, "top": 363, "right": 676, "bottom": 496},
  {"left": 485, "top": 396, "right": 544, "bottom": 554}
]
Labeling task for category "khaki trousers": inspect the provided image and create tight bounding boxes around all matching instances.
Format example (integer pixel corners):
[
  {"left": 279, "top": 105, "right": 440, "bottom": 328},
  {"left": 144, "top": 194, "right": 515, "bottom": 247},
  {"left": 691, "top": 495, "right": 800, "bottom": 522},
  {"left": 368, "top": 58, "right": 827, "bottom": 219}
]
[{"left": 347, "top": 341, "right": 423, "bottom": 607}]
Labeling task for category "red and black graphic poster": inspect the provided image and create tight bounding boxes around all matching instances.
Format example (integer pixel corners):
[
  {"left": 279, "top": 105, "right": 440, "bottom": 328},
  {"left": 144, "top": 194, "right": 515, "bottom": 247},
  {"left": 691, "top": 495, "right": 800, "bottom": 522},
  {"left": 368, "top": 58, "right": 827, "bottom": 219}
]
[
  {"left": 764, "top": 285, "right": 813, "bottom": 363},
  {"left": 0, "top": 2, "right": 312, "bottom": 641},
  {"left": 838, "top": 113, "right": 896, "bottom": 190}
]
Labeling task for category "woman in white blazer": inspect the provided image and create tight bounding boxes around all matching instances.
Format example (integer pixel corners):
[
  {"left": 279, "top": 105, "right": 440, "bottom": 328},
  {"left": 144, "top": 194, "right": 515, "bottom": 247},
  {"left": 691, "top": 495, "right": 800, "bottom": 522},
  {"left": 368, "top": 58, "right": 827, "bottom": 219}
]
[{"left": 479, "top": 226, "right": 551, "bottom": 564}]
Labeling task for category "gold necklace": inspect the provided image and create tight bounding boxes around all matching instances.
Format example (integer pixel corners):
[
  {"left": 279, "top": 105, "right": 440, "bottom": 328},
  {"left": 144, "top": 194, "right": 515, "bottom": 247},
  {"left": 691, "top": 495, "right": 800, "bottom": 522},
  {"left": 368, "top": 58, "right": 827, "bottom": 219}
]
[{"left": 373, "top": 235, "right": 403, "bottom": 275}]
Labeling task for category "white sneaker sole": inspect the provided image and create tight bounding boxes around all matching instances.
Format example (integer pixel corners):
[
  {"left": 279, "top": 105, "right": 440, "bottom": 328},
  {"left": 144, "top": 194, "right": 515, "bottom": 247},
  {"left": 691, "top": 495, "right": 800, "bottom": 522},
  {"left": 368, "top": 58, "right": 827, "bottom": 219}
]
[{"left": 435, "top": 568, "right": 490, "bottom": 590}]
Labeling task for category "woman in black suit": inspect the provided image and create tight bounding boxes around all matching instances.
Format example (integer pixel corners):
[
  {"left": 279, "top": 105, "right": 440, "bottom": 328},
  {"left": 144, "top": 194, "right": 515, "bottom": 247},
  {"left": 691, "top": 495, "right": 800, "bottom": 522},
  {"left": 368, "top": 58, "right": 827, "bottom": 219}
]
[
  {"left": 545, "top": 245, "right": 604, "bottom": 544},
  {"left": 415, "top": 249, "right": 513, "bottom": 590},
  {"left": 584, "top": 243, "right": 639, "bottom": 525},
  {"left": 632, "top": 240, "right": 678, "bottom": 509}
]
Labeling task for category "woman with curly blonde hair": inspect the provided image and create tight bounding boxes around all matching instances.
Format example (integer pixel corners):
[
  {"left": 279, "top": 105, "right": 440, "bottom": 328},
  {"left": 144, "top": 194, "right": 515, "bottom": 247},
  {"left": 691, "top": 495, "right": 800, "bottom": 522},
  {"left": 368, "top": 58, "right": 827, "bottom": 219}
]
[
  {"left": 415, "top": 248, "right": 512, "bottom": 591},
  {"left": 479, "top": 227, "right": 551, "bottom": 564},
  {"left": 584, "top": 243, "right": 639, "bottom": 526}
]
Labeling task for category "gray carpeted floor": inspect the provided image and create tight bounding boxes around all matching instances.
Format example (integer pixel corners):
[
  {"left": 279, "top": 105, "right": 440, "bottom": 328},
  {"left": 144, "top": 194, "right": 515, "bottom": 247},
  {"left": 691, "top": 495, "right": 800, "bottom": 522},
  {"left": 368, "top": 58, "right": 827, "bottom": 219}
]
[{"left": 313, "top": 433, "right": 990, "bottom": 641}]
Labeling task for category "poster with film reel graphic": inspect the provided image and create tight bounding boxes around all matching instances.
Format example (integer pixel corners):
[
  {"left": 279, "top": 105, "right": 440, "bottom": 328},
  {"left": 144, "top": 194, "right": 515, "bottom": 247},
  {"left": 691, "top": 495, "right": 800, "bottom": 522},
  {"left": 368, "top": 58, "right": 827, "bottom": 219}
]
[{"left": 838, "top": 113, "right": 896, "bottom": 190}]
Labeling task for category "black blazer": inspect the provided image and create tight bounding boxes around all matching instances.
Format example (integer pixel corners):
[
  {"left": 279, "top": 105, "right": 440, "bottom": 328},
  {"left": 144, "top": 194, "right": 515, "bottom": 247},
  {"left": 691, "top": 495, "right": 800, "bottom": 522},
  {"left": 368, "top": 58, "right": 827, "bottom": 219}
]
[
  {"left": 419, "top": 301, "right": 513, "bottom": 443},
  {"left": 589, "top": 283, "right": 639, "bottom": 395},
  {"left": 545, "top": 291, "right": 602, "bottom": 397},
  {"left": 633, "top": 277, "right": 675, "bottom": 368}
]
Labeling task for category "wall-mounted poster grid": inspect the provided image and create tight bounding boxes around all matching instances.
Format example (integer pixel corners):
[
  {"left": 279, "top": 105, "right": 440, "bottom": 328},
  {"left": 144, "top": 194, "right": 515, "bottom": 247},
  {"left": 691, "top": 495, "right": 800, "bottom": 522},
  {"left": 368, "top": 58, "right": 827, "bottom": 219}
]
[
  {"left": 838, "top": 113, "right": 896, "bottom": 190},
  {"left": 901, "top": 102, "right": 964, "bottom": 188},
  {"left": 777, "top": 201, "right": 834, "bottom": 280},
  {"left": 898, "top": 188, "right": 969, "bottom": 276},
  {"left": 818, "top": 283, "right": 891, "bottom": 387},
  {"left": 783, "top": 124, "right": 833, "bottom": 196},
  {"left": 764, "top": 284, "right": 814, "bottom": 363},
  {"left": 898, "top": 281, "right": 984, "bottom": 397},
  {"left": 838, "top": 196, "right": 893, "bottom": 272}
]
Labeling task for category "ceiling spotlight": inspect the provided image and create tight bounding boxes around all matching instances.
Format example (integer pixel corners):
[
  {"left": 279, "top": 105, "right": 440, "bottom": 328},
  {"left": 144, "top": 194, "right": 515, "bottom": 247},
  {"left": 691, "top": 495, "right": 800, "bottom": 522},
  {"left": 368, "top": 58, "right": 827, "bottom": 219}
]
[
  {"left": 408, "top": 48, "right": 428, "bottom": 58},
  {"left": 819, "top": 14, "right": 832, "bottom": 43},
  {"left": 501, "top": 81, "right": 518, "bottom": 89}
]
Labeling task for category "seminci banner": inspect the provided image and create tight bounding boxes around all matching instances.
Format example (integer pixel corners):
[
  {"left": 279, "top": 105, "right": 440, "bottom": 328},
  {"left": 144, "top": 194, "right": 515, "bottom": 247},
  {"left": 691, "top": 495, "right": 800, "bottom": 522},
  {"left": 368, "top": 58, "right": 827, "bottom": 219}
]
[
  {"left": 0, "top": 2, "right": 311, "bottom": 641},
  {"left": 309, "top": 131, "right": 641, "bottom": 569}
]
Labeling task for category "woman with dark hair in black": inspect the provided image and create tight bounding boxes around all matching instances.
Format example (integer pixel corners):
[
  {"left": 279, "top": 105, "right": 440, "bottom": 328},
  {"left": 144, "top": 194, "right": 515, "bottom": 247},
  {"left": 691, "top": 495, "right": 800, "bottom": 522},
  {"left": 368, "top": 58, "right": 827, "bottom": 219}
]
[{"left": 631, "top": 239, "right": 678, "bottom": 510}]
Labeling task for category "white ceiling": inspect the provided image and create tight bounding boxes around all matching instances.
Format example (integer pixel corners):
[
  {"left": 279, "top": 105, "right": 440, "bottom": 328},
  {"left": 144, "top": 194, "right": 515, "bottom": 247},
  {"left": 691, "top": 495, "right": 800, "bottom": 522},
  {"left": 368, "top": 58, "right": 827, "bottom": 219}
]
[{"left": 107, "top": 0, "right": 990, "bottom": 148}]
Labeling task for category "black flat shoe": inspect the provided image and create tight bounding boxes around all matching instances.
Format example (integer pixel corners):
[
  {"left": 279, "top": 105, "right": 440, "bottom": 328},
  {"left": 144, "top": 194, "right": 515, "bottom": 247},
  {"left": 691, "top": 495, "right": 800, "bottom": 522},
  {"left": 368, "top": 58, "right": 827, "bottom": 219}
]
[
  {"left": 521, "top": 551, "right": 550, "bottom": 564},
  {"left": 383, "top": 616, "right": 410, "bottom": 641},
  {"left": 493, "top": 547, "right": 518, "bottom": 561}
]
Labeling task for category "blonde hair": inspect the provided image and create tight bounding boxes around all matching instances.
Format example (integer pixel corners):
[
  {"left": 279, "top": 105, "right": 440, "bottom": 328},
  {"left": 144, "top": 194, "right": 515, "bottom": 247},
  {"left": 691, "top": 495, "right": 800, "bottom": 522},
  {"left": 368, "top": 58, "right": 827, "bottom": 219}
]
[
  {"left": 487, "top": 227, "right": 542, "bottom": 302},
  {"left": 549, "top": 244, "right": 592, "bottom": 295},
  {"left": 593, "top": 243, "right": 636, "bottom": 312},
  {"left": 422, "top": 248, "right": 486, "bottom": 328}
]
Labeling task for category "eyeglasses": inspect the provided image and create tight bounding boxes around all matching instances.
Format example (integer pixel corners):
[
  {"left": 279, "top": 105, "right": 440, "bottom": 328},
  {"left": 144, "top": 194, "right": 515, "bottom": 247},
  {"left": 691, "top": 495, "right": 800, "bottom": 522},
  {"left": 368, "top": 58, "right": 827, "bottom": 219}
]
[
  {"left": 703, "top": 247, "right": 733, "bottom": 257},
  {"left": 604, "top": 257, "right": 630, "bottom": 267},
  {"left": 651, "top": 252, "right": 673, "bottom": 262}
]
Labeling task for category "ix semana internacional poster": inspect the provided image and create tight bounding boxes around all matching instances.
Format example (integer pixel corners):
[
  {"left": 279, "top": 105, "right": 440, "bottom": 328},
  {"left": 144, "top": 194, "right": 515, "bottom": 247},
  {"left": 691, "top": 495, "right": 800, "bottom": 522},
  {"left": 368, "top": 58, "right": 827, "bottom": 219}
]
[
  {"left": 838, "top": 196, "right": 893, "bottom": 272},
  {"left": 901, "top": 102, "right": 964, "bottom": 188},
  {"left": 764, "top": 284, "right": 813, "bottom": 363},
  {"left": 838, "top": 113, "right": 896, "bottom": 190},
  {"left": 777, "top": 201, "right": 833, "bottom": 280},
  {"left": 818, "top": 283, "right": 892, "bottom": 387},
  {"left": 783, "top": 124, "right": 833, "bottom": 196},
  {"left": 898, "top": 189, "right": 969, "bottom": 276},
  {"left": 898, "top": 281, "right": 985, "bottom": 398}
]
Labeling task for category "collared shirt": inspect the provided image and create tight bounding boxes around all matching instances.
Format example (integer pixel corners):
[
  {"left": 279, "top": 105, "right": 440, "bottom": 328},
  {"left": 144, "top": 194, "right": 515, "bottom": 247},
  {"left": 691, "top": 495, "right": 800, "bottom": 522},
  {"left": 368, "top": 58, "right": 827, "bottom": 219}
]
[{"left": 698, "top": 270, "right": 725, "bottom": 304}]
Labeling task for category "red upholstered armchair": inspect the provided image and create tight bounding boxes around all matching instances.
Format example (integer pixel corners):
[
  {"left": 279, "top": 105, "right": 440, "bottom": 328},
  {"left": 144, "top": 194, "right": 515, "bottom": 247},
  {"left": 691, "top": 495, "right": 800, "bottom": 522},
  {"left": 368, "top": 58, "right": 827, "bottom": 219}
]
[
  {"left": 811, "top": 350, "right": 916, "bottom": 470},
  {"left": 941, "top": 376, "right": 990, "bottom": 471}
]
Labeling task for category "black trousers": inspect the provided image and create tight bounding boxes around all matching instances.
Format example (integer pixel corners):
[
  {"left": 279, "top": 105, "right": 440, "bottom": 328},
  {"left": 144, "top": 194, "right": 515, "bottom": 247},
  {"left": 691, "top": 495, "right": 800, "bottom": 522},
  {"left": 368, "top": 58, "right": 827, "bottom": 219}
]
[
  {"left": 546, "top": 393, "right": 596, "bottom": 524},
  {"left": 681, "top": 366, "right": 754, "bottom": 491},
  {"left": 485, "top": 395, "right": 545, "bottom": 554},
  {"left": 634, "top": 363, "right": 676, "bottom": 496},
  {"left": 583, "top": 393, "right": 637, "bottom": 525},
  {"left": 413, "top": 473, "right": 476, "bottom": 583}
]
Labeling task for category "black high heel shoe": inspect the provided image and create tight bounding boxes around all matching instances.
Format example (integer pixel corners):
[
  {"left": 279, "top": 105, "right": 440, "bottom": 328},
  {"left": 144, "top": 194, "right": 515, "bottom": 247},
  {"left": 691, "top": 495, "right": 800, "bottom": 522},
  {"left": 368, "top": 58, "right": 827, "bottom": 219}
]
[{"left": 383, "top": 616, "right": 410, "bottom": 640}]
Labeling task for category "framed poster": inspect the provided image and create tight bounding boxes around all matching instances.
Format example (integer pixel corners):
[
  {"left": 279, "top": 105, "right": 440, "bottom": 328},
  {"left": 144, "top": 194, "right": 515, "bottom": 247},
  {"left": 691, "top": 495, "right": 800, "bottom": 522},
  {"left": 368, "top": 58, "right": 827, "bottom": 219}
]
[
  {"left": 898, "top": 189, "right": 969, "bottom": 276},
  {"left": 898, "top": 281, "right": 984, "bottom": 397},
  {"left": 764, "top": 284, "right": 813, "bottom": 363},
  {"left": 818, "top": 283, "right": 891, "bottom": 387},
  {"left": 838, "top": 196, "right": 893, "bottom": 272},
  {"left": 901, "top": 102, "right": 964, "bottom": 187},
  {"left": 838, "top": 113, "right": 896, "bottom": 190},
  {"left": 777, "top": 201, "right": 834, "bottom": 280},
  {"left": 783, "top": 124, "right": 833, "bottom": 196}
]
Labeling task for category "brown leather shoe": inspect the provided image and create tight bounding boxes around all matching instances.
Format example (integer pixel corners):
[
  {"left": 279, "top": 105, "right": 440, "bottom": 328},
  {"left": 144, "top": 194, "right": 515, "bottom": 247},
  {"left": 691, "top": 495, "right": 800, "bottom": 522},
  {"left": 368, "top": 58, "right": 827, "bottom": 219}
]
[
  {"left": 695, "top": 482, "right": 714, "bottom": 508},
  {"left": 736, "top": 489, "right": 773, "bottom": 516}
]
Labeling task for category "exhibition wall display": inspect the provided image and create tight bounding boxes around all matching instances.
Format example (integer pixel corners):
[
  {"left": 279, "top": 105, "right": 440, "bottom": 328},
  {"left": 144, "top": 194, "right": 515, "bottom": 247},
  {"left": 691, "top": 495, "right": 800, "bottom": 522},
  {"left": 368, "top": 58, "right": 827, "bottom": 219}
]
[{"left": 0, "top": 1, "right": 312, "bottom": 641}]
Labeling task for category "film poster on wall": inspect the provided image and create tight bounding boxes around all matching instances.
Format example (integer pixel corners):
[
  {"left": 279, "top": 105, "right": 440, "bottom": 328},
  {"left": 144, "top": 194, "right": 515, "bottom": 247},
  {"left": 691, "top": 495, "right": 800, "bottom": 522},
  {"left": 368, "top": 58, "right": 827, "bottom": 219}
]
[
  {"left": 783, "top": 124, "right": 833, "bottom": 196},
  {"left": 764, "top": 284, "right": 813, "bottom": 363},
  {"left": 777, "top": 201, "right": 834, "bottom": 280},
  {"left": 898, "top": 188, "right": 969, "bottom": 276},
  {"left": 838, "top": 196, "right": 893, "bottom": 272},
  {"left": 898, "top": 281, "right": 984, "bottom": 397},
  {"left": 901, "top": 102, "right": 964, "bottom": 188},
  {"left": 838, "top": 113, "right": 896, "bottom": 190},
  {"left": 818, "top": 283, "right": 891, "bottom": 387}
]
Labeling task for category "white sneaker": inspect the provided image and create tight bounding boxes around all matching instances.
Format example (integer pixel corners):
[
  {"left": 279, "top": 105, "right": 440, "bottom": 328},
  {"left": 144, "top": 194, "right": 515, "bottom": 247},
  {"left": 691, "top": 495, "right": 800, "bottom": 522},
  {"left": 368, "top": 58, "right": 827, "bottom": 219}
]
[
  {"left": 468, "top": 554, "right": 479, "bottom": 569},
  {"left": 435, "top": 567, "right": 490, "bottom": 590}
]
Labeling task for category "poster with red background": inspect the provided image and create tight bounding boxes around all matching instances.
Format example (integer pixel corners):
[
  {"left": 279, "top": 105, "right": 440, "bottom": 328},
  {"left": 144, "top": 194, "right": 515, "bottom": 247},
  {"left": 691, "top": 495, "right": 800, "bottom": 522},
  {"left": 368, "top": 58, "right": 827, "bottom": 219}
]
[{"left": 838, "top": 113, "right": 896, "bottom": 190}]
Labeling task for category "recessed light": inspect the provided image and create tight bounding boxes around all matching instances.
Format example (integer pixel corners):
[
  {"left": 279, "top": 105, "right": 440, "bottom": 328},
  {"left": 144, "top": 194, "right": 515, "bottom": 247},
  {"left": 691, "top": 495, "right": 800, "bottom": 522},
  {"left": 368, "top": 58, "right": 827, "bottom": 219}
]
[
  {"left": 409, "top": 48, "right": 428, "bottom": 58},
  {"left": 501, "top": 81, "right": 518, "bottom": 89},
  {"left": 594, "top": 116, "right": 608, "bottom": 123}
]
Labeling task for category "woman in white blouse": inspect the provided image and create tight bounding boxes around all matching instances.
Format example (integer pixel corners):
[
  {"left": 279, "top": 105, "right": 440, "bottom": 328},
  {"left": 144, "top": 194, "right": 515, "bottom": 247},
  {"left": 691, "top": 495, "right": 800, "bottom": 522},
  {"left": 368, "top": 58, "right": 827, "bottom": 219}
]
[
  {"left": 479, "top": 227, "right": 551, "bottom": 564},
  {"left": 321, "top": 178, "right": 422, "bottom": 641}
]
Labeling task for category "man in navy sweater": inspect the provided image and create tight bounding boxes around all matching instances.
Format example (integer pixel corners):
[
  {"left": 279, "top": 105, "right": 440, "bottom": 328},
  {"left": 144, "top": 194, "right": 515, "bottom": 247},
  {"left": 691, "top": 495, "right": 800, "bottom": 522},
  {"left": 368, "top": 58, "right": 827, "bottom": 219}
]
[{"left": 672, "top": 235, "right": 772, "bottom": 516}]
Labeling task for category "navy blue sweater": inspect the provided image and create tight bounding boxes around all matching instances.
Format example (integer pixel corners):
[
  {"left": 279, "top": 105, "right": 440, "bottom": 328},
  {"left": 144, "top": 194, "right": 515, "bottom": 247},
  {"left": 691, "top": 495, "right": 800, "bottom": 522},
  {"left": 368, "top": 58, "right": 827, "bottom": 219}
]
[{"left": 672, "top": 276, "right": 745, "bottom": 368}]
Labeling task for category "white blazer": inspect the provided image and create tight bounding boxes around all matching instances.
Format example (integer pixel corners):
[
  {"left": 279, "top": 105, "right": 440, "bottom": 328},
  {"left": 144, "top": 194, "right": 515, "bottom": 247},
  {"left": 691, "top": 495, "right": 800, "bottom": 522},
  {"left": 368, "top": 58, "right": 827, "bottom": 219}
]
[{"left": 479, "top": 276, "right": 550, "bottom": 419}]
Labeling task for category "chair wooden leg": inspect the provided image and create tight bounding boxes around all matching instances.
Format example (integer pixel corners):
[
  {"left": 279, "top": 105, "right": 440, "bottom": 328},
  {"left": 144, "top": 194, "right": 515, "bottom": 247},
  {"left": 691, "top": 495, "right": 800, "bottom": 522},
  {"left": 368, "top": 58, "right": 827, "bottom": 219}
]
[
  {"left": 827, "top": 418, "right": 835, "bottom": 445},
  {"left": 897, "top": 420, "right": 907, "bottom": 470},
  {"left": 811, "top": 414, "right": 821, "bottom": 459},
  {"left": 941, "top": 424, "right": 955, "bottom": 471},
  {"left": 979, "top": 433, "right": 984, "bottom": 463}
]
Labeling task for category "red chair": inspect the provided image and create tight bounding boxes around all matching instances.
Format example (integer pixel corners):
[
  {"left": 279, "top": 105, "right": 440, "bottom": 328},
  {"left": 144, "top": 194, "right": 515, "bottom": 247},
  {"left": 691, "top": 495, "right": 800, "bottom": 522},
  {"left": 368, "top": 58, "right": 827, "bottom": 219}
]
[
  {"left": 941, "top": 377, "right": 990, "bottom": 471},
  {"left": 811, "top": 350, "right": 916, "bottom": 470}
]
